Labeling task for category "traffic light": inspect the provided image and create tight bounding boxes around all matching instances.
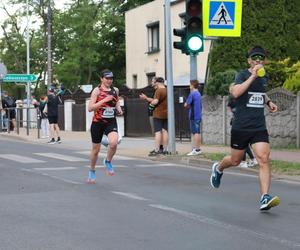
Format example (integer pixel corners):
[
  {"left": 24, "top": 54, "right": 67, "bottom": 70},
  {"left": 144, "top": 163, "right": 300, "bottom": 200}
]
[
  {"left": 185, "top": 0, "right": 204, "bottom": 54},
  {"left": 173, "top": 27, "right": 189, "bottom": 55}
]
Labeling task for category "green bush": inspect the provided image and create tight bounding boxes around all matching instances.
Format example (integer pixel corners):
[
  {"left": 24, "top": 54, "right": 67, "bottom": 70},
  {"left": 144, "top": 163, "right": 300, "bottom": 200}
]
[
  {"left": 283, "top": 60, "right": 300, "bottom": 93},
  {"left": 205, "top": 69, "right": 237, "bottom": 96}
]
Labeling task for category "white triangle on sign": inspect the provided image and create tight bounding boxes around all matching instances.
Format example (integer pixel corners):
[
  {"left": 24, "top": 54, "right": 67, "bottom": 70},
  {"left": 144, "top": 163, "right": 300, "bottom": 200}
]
[{"left": 210, "top": 2, "right": 233, "bottom": 26}]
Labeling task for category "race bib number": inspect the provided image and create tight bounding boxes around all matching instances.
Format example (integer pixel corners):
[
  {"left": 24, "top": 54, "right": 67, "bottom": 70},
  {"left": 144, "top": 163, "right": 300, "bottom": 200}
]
[
  {"left": 246, "top": 92, "right": 265, "bottom": 108},
  {"left": 102, "top": 107, "right": 115, "bottom": 118}
]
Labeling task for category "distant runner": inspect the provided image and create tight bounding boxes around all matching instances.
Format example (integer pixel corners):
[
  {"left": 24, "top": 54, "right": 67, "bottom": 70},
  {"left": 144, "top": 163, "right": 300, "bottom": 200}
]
[{"left": 87, "top": 69, "right": 123, "bottom": 183}]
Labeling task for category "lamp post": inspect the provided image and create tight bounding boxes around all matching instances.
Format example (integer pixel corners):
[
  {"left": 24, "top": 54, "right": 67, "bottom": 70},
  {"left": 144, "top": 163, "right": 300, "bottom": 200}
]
[
  {"left": 47, "top": 0, "right": 52, "bottom": 87},
  {"left": 26, "top": 0, "right": 31, "bottom": 135}
]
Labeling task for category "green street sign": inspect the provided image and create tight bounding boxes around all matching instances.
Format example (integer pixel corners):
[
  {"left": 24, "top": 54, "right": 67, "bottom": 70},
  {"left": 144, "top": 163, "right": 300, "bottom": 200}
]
[{"left": 3, "top": 74, "right": 37, "bottom": 83}]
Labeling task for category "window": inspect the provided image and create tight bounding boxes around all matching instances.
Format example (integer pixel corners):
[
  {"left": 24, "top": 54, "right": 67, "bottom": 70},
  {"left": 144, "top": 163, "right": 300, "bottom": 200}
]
[
  {"left": 146, "top": 72, "right": 156, "bottom": 85},
  {"left": 147, "top": 22, "right": 159, "bottom": 53},
  {"left": 132, "top": 74, "right": 137, "bottom": 89}
]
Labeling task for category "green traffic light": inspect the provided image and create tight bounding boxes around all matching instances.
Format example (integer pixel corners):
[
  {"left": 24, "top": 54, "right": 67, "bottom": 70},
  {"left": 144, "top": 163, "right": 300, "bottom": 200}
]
[{"left": 186, "top": 34, "right": 203, "bottom": 53}]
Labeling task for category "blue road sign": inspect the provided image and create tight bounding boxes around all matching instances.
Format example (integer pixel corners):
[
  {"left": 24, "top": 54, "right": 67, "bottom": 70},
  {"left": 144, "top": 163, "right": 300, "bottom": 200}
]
[{"left": 209, "top": 1, "right": 235, "bottom": 30}]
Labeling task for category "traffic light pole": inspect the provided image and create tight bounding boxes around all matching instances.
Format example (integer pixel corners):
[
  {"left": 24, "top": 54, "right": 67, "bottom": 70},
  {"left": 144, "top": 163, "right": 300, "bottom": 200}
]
[
  {"left": 190, "top": 54, "right": 198, "bottom": 80},
  {"left": 165, "top": 0, "right": 176, "bottom": 154}
]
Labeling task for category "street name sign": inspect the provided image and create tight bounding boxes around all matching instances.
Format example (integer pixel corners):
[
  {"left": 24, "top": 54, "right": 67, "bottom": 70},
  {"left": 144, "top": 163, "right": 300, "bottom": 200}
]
[
  {"left": 3, "top": 74, "right": 37, "bottom": 82},
  {"left": 203, "top": 0, "right": 243, "bottom": 37}
]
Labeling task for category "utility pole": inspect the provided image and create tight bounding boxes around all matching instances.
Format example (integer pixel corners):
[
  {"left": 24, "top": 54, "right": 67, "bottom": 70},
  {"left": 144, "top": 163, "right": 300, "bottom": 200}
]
[
  {"left": 164, "top": 0, "right": 176, "bottom": 154},
  {"left": 47, "top": 0, "right": 52, "bottom": 87},
  {"left": 26, "top": 0, "right": 31, "bottom": 135}
]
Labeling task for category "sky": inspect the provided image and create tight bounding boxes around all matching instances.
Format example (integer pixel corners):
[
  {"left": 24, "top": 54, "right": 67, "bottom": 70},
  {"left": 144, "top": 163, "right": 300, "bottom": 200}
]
[{"left": 0, "top": 0, "right": 72, "bottom": 37}]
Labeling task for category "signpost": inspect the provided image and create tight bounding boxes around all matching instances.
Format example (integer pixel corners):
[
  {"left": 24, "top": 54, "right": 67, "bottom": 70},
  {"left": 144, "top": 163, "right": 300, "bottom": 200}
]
[
  {"left": 3, "top": 74, "right": 37, "bottom": 83},
  {"left": 203, "top": 0, "right": 243, "bottom": 37}
]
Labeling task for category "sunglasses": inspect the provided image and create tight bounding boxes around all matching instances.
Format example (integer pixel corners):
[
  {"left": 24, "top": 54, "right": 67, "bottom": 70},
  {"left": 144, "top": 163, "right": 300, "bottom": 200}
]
[
  {"left": 104, "top": 77, "right": 113, "bottom": 80},
  {"left": 251, "top": 55, "right": 265, "bottom": 61}
]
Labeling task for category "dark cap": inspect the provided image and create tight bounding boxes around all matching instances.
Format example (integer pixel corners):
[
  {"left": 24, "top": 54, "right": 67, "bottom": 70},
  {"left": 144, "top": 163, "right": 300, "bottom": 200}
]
[
  {"left": 155, "top": 77, "right": 164, "bottom": 83},
  {"left": 101, "top": 69, "right": 113, "bottom": 78},
  {"left": 247, "top": 46, "right": 267, "bottom": 58}
]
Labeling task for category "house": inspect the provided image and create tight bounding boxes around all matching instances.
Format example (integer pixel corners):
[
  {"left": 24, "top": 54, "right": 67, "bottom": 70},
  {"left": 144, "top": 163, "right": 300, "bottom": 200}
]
[{"left": 125, "top": 0, "right": 211, "bottom": 88}]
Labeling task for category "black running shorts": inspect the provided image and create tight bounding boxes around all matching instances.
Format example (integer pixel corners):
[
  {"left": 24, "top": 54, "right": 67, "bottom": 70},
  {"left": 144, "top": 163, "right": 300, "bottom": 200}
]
[
  {"left": 153, "top": 118, "right": 168, "bottom": 133},
  {"left": 231, "top": 129, "right": 269, "bottom": 150},
  {"left": 90, "top": 120, "right": 118, "bottom": 144},
  {"left": 48, "top": 116, "right": 58, "bottom": 124}
]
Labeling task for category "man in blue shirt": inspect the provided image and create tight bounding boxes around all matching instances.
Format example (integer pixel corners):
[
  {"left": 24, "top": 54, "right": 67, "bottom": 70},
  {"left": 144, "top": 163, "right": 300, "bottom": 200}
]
[{"left": 184, "top": 79, "right": 202, "bottom": 156}]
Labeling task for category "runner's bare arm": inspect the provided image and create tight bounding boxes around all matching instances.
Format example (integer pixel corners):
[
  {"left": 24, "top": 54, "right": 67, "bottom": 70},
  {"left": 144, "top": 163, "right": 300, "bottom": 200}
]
[{"left": 230, "top": 65, "right": 263, "bottom": 98}]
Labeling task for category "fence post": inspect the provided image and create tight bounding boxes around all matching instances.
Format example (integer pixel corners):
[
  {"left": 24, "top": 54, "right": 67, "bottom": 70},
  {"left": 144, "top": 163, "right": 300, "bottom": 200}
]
[
  {"left": 16, "top": 108, "right": 20, "bottom": 134},
  {"left": 297, "top": 91, "right": 300, "bottom": 148},
  {"left": 85, "top": 98, "right": 93, "bottom": 132},
  {"left": 222, "top": 96, "right": 227, "bottom": 145},
  {"left": 64, "top": 99, "right": 75, "bottom": 131}
]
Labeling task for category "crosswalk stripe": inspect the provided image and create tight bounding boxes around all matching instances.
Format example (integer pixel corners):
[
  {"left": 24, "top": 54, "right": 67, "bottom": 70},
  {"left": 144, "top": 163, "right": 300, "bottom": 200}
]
[
  {"left": 34, "top": 153, "right": 87, "bottom": 162},
  {"left": 76, "top": 151, "right": 135, "bottom": 160},
  {"left": 33, "top": 167, "right": 77, "bottom": 171},
  {"left": 0, "top": 154, "right": 45, "bottom": 163},
  {"left": 84, "top": 165, "right": 128, "bottom": 169}
]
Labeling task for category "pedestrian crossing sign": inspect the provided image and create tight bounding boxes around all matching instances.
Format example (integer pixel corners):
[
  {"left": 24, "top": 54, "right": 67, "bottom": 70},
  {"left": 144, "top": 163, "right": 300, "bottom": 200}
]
[{"left": 203, "top": 0, "right": 243, "bottom": 37}]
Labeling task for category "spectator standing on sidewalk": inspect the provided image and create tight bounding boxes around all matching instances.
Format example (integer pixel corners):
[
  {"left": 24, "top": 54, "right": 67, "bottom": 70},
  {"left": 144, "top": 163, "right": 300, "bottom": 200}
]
[
  {"left": 46, "top": 86, "right": 62, "bottom": 144},
  {"left": 1, "top": 90, "right": 16, "bottom": 131},
  {"left": 87, "top": 69, "right": 123, "bottom": 183},
  {"left": 139, "top": 76, "right": 164, "bottom": 153},
  {"left": 184, "top": 79, "right": 202, "bottom": 156},
  {"left": 210, "top": 45, "right": 280, "bottom": 211},
  {"left": 141, "top": 77, "right": 168, "bottom": 156},
  {"left": 38, "top": 95, "right": 49, "bottom": 139}
]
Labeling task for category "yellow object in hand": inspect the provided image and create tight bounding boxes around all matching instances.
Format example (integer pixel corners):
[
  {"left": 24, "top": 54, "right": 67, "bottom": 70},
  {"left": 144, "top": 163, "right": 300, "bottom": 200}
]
[{"left": 257, "top": 67, "right": 266, "bottom": 77}]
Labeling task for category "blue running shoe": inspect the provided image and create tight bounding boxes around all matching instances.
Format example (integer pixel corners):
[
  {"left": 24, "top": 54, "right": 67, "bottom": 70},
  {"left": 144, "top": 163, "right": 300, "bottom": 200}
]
[
  {"left": 103, "top": 159, "right": 114, "bottom": 176},
  {"left": 210, "top": 162, "right": 223, "bottom": 188},
  {"left": 87, "top": 169, "right": 96, "bottom": 184},
  {"left": 260, "top": 194, "right": 280, "bottom": 211}
]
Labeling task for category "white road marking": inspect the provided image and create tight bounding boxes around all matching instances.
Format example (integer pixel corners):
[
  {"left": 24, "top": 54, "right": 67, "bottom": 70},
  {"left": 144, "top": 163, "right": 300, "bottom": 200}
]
[
  {"left": 34, "top": 153, "right": 87, "bottom": 162},
  {"left": 84, "top": 165, "right": 128, "bottom": 169},
  {"left": 0, "top": 154, "right": 45, "bottom": 163},
  {"left": 149, "top": 204, "right": 300, "bottom": 248},
  {"left": 75, "top": 151, "right": 135, "bottom": 160},
  {"left": 136, "top": 163, "right": 177, "bottom": 168},
  {"left": 112, "top": 191, "right": 150, "bottom": 201},
  {"left": 21, "top": 168, "right": 83, "bottom": 185},
  {"left": 33, "top": 167, "right": 77, "bottom": 171}
]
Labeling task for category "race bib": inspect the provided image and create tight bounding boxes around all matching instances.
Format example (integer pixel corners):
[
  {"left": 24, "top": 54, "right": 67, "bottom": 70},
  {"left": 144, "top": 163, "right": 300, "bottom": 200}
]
[
  {"left": 246, "top": 92, "right": 265, "bottom": 108},
  {"left": 102, "top": 107, "right": 115, "bottom": 118}
]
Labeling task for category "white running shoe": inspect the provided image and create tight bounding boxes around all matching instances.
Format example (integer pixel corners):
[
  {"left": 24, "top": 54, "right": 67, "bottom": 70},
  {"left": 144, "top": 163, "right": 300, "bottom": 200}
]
[
  {"left": 248, "top": 158, "right": 258, "bottom": 167},
  {"left": 239, "top": 161, "right": 248, "bottom": 168},
  {"left": 187, "top": 149, "right": 202, "bottom": 156}
]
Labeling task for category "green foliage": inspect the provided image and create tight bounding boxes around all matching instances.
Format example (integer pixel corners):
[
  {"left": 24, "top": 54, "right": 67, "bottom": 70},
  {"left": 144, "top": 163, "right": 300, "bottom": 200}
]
[
  {"left": 264, "top": 59, "right": 290, "bottom": 90},
  {"left": 205, "top": 69, "right": 236, "bottom": 96},
  {"left": 0, "top": 0, "right": 153, "bottom": 96},
  {"left": 283, "top": 61, "right": 300, "bottom": 93},
  {"left": 209, "top": 0, "right": 300, "bottom": 81}
]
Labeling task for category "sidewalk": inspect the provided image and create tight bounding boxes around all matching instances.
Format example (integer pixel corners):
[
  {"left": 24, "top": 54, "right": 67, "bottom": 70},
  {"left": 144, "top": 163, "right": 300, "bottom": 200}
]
[{"left": 2, "top": 128, "right": 300, "bottom": 164}]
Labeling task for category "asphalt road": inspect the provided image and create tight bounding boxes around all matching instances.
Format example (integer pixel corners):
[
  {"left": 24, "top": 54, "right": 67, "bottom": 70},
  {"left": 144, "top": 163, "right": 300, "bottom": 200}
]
[{"left": 1, "top": 137, "right": 300, "bottom": 250}]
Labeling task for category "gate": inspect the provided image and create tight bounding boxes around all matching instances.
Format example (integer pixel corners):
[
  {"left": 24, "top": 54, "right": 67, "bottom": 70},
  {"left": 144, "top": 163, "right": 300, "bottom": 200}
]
[
  {"left": 121, "top": 85, "right": 191, "bottom": 139},
  {"left": 124, "top": 98, "right": 152, "bottom": 137},
  {"left": 58, "top": 105, "right": 65, "bottom": 130},
  {"left": 72, "top": 103, "right": 86, "bottom": 131}
]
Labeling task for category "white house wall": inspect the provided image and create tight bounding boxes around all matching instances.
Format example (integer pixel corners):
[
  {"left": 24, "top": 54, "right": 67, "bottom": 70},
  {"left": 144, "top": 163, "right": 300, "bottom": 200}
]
[{"left": 125, "top": 0, "right": 211, "bottom": 88}]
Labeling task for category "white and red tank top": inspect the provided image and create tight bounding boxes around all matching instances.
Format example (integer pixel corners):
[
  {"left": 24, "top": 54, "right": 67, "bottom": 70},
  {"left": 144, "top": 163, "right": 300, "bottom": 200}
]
[{"left": 92, "top": 86, "right": 118, "bottom": 123}]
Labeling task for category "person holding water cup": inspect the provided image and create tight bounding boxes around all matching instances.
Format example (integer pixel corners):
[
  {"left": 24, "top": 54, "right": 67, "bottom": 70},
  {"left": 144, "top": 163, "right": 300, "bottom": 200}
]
[{"left": 210, "top": 45, "right": 280, "bottom": 211}]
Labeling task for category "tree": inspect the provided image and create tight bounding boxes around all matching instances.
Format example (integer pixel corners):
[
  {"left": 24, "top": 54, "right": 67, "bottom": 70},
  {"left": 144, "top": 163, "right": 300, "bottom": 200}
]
[{"left": 209, "top": 0, "right": 300, "bottom": 79}]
